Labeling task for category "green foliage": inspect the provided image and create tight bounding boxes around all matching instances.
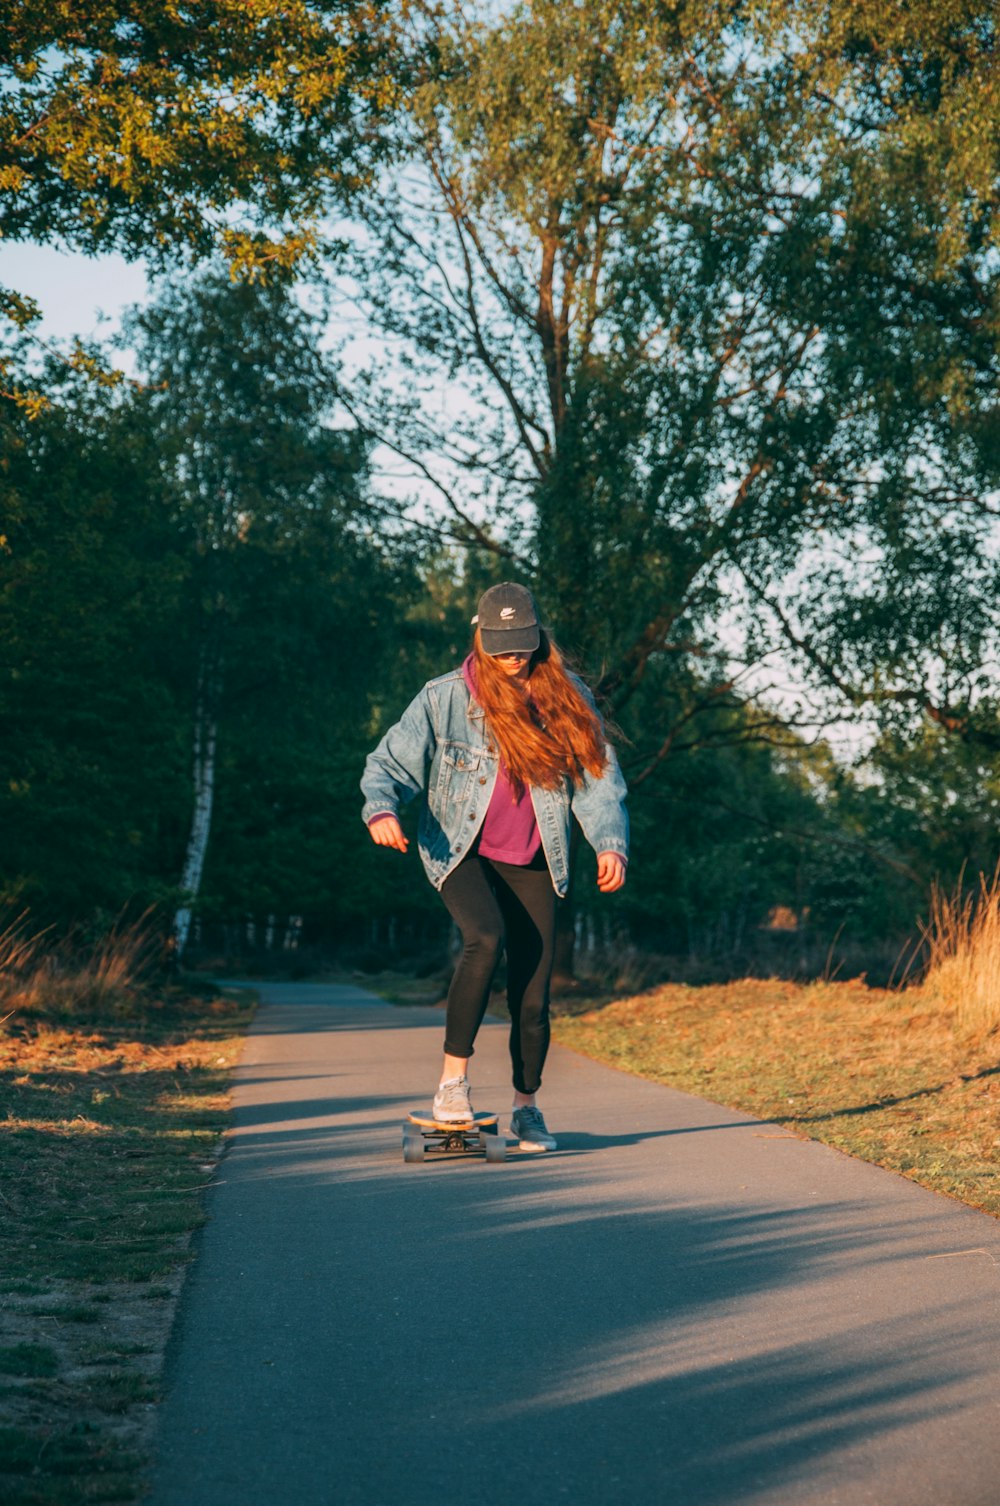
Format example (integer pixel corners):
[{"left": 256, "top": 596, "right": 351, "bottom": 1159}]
[
  {"left": 0, "top": 352, "right": 190, "bottom": 921},
  {"left": 333, "top": 0, "right": 1000, "bottom": 971},
  {"left": 344, "top": 1, "right": 1000, "bottom": 707},
  {"left": 127, "top": 267, "right": 458, "bottom": 937},
  {"left": 0, "top": 261, "right": 473, "bottom": 943},
  {"left": 0, "top": 1, "right": 401, "bottom": 477},
  {"left": 4, "top": 3, "right": 1000, "bottom": 965},
  {"left": 839, "top": 721, "right": 1000, "bottom": 919},
  {"left": 0, "top": 1, "right": 398, "bottom": 269},
  {"left": 765, "top": 2, "right": 999, "bottom": 268}
]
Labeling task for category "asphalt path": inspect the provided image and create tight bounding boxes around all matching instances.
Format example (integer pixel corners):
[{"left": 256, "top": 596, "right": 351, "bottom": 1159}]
[{"left": 148, "top": 981, "right": 1000, "bottom": 1506}]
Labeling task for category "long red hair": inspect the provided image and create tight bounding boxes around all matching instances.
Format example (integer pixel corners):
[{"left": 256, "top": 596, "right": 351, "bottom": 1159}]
[{"left": 471, "top": 628, "right": 608, "bottom": 791}]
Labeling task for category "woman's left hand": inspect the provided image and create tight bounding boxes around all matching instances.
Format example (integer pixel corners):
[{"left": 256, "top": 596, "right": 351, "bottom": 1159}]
[{"left": 596, "top": 852, "right": 627, "bottom": 893}]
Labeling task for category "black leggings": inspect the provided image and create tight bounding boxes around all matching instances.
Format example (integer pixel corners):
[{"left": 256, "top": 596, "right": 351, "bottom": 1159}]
[{"left": 439, "top": 853, "right": 556, "bottom": 1095}]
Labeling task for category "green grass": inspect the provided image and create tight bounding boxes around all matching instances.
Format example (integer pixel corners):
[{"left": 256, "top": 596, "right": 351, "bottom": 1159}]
[
  {"left": 28, "top": 1307, "right": 101, "bottom": 1325},
  {"left": 0, "top": 1422, "right": 144, "bottom": 1503},
  {"left": 0, "top": 1347, "right": 58, "bottom": 1379}
]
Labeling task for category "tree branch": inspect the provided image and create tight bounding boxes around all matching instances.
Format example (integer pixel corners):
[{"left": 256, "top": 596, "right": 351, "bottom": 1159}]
[{"left": 335, "top": 384, "right": 524, "bottom": 562}]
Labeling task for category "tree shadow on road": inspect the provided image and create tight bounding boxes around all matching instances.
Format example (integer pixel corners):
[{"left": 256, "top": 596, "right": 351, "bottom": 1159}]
[
  {"left": 154, "top": 987, "right": 1000, "bottom": 1506},
  {"left": 162, "top": 1096, "right": 1000, "bottom": 1506}
]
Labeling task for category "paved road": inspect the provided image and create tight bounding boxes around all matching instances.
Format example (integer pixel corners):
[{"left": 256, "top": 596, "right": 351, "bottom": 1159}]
[{"left": 149, "top": 982, "right": 1000, "bottom": 1506}]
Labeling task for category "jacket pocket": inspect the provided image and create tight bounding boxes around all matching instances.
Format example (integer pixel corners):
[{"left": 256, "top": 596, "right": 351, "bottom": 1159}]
[
  {"left": 435, "top": 742, "right": 482, "bottom": 806},
  {"left": 441, "top": 743, "right": 482, "bottom": 773}
]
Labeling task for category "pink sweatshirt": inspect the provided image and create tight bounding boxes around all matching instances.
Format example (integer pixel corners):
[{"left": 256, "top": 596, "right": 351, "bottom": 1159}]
[{"left": 462, "top": 654, "right": 542, "bottom": 866}]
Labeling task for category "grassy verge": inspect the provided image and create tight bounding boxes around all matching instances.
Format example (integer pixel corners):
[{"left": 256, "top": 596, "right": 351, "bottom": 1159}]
[
  {"left": 0, "top": 980, "right": 254, "bottom": 1505},
  {"left": 552, "top": 977, "right": 1000, "bottom": 1217}
]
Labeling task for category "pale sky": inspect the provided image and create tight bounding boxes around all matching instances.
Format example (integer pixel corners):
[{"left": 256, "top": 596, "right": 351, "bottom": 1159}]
[{"left": 0, "top": 241, "right": 149, "bottom": 344}]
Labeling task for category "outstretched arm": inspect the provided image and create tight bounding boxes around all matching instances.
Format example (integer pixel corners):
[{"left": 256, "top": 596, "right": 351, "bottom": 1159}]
[{"left": 360, "top": 686, "right": 437, "bottom": 835}]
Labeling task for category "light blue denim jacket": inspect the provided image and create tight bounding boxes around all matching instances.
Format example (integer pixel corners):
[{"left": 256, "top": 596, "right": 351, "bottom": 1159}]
[{"left": 360, "top": 667, "right": 629, "bottom": 897}]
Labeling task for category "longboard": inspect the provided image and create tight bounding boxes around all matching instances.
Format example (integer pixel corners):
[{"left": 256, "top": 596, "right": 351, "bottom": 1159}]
[{"left": 402, "top": 1110, "right": 506, "bottom": 1164}]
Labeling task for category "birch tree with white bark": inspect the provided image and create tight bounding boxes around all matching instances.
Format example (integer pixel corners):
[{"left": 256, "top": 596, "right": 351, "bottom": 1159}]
[
  {"left": 173, "top": 643, "right": 222, "bottom": 958},
  {"left": 127, "top": 268, "right": 372, "bottom": 959}
]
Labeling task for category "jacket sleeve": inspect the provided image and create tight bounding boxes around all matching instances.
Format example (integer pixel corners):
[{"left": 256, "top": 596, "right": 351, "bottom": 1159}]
[
  {"left": 360, "top": 685, "right": 437, "bottom": 827},
  {"left": 569, "top": 676, "right": 630, "bottom": 859},
  {"left": 570, "top": 742, "right": 630, "bottom": 860}
]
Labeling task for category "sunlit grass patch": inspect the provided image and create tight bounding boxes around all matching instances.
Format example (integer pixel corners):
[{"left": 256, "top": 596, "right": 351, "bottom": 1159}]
[
  {"left": 0, "top": 909, "right": 177, "bottom": 1025},
  {"left": 553, "top": 976, "right": 1000, "bottom": 1217}
]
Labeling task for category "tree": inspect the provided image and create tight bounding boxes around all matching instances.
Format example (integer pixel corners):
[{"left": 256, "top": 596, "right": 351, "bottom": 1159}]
[
  {"left": 1, "top": 1, "right": 397, "bottom": 271},
  {"left": 331, "top": 0, "right": 1000, "bottom": 968},
  {"left": 0, "top": 281, "right": 464, "bottom": 949},
  {"left": 128, "top": 268, "right": 418, "bottom": 951},
  {"left": 773, "top": 2, "right": 999, "bottom": 267},
  {"left": 0, "top": 0, "right": 401, "bottom": 420},
  {"left": 0, "top": 343, "right": 190, "bottom": 924}
]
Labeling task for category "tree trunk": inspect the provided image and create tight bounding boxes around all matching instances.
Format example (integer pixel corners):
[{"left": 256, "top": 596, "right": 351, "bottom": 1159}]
[{"left": 173, "top": 646, "right": 222, "bottom": 961}]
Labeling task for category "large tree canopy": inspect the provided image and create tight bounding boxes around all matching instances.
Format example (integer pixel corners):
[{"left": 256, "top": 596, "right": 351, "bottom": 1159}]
[
  {"left": 774, "top": 1, "right": 999, "bottom": 263},
  {"left": 336, "top": 0, "right": 1000, "bottom": 767},
  {"left": 1, "top": 1, "right": 397, "bottom": 281},
  {"left": 0, "top": 265, "right": 454, "bottom": 938}
]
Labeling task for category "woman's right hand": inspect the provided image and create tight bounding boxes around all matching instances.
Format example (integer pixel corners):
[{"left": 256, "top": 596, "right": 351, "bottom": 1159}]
[{"left": 368, "top": 814, "right": 409, "bottom": 852}]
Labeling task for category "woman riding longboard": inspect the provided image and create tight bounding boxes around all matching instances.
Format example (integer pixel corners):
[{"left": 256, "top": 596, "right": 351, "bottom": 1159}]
[{"left": 362, "top": 582, "right": 629, "bottom": 1151}]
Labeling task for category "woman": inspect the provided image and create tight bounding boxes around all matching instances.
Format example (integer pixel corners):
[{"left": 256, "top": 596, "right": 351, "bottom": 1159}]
[{"left": 361, "top": 582, "right": 628, "bottom": 1151}]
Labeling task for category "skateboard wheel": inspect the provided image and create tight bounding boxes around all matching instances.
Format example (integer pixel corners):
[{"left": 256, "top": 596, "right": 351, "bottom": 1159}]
[
  {"left": 484, "top": 1134, "right": 506, "bottom": 1163},
  {"left": 403, "top": 1133, "right": 425, "bottom": 1164}
]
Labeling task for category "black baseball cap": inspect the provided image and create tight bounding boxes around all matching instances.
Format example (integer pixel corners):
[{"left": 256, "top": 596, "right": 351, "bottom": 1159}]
[{"left": 472, "top": 582, "right": 541, "bottom": 655}]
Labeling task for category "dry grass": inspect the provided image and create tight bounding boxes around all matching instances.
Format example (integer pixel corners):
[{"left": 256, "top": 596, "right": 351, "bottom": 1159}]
[
  {"left": 0, "top": 919, "right": 254, "bottom": 1505},
  {"left": 920, "top": 866, "right": 1000, "bottom": 1035},
  {"left": 0, "top": 912, "right": 47, "bottom": 1010},
  {"left": 553, "top": 976, "right": 1000, "bottom": 1216},
  {"left": 0, "top": 909, "right": 166, "bottom": 1024}
]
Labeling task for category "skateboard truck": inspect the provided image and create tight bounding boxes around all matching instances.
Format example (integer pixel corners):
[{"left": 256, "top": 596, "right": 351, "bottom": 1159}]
[{"left": 402, "top": 1110, "right": 506, "bottom": 1164}]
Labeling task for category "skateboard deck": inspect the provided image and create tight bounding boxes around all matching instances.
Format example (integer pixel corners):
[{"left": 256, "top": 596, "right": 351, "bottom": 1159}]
[
  {"left": 402, "top": 1110, "right": 506, "bottom": 1164},
  {"left": 406, "top": 1110, "right": 499, "bottom": 1131}
]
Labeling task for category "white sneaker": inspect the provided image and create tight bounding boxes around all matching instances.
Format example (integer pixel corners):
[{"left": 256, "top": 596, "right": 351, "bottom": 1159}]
[
  {"left": 510, "top": 1105, "right": 557, "bottom": 1151},
  {"left": 433, "top": 1075, "right": 473, "bottom": 1123}
]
